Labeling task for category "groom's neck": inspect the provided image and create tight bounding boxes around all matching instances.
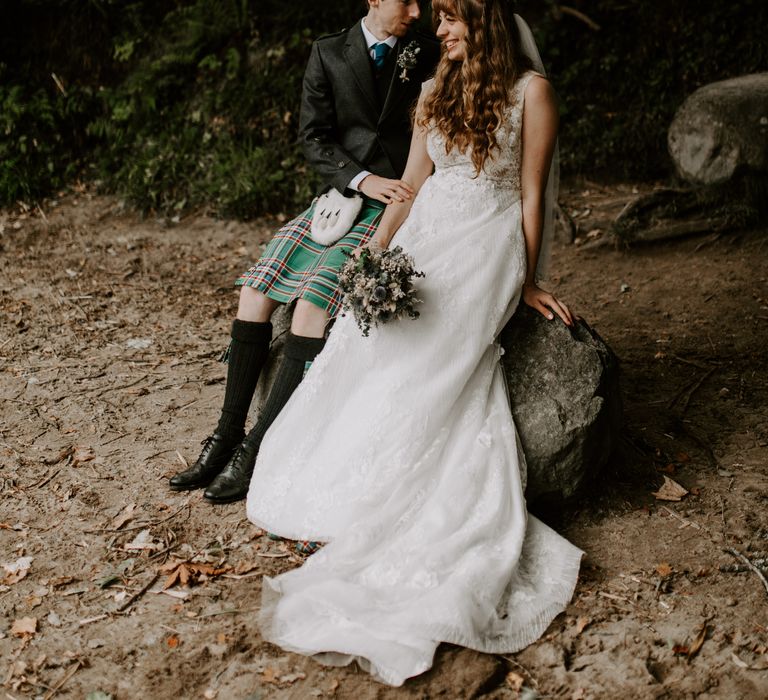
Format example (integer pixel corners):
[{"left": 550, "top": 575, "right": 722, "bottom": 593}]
[{"left": 363, "top": 14, "right": 393, "bottom": 42}]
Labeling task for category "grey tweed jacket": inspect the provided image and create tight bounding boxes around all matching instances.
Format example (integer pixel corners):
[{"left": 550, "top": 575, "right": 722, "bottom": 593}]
[{"left": 299, "top": 20, "right": 440, "bottom": 194}]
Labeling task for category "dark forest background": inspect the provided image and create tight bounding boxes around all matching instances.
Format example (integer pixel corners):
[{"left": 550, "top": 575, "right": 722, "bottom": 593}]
[{"left": 1, "top": 0, "right": 766, "bottom": 218}]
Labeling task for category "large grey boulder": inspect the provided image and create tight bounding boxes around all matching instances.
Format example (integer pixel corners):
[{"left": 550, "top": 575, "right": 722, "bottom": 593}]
[
  {"left": 252, "top": 304, "right": 621, "bottom": 505},
  {"left": 668, "top": 73, "right": 768, "bottom": 185},
  {"left": 499, "top": 304, "right": 621, "bottom": 504}
]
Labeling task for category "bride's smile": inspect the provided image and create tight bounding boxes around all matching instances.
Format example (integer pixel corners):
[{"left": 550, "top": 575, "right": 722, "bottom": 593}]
[{"left": 436, "top": 9, "right": 468, "bottom": 61}]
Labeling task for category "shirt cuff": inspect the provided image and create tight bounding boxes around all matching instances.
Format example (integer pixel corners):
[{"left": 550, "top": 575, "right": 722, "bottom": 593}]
[{"left": 348, "top": 171, "right": 372, "bottom": 192}]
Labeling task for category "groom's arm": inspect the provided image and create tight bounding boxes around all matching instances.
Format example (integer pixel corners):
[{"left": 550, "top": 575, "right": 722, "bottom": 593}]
[{"left": 299, "top": 41, "right": 366, "bottom": 193}]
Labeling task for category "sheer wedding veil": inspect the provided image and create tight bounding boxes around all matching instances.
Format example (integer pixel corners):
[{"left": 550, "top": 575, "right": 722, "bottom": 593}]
[{"left": 514, "top": 13, "right": 558, "bottom": 280}]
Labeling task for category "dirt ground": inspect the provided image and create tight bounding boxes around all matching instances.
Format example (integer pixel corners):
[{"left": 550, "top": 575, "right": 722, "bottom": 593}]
[{"left": 1, "top": 182, "right": 767, "bottom": 700}]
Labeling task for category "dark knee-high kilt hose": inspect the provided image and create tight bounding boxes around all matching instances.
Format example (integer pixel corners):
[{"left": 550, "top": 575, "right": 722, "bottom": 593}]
[{"left": 236, "top": 197, "right": 384, "bottom": 318}]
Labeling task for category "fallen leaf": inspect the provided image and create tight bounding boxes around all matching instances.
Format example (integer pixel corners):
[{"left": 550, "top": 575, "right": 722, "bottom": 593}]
[
  {"left": 97, "top": 574, "right": 122, "bottom": 589},
  {"left": 161, "top": 560, "right": 231, "bottom": 590},
  {"left": 125, "top": 529, "right": 162, "bottom": 552},
  {"left": 110, "top": 503, "right": 136, "bottom": 530},
  {"left": 506, "top": 671, "right": 524, "bottom": 691},
  {"left": 575, "top": 616, "right": 591, "bottom": 635},
  {"left": 676, "top": 452, "right": 691, "bottom": 463},
  {"left": 126, "top": 337, "right": 152, "bottom": 350},
  {"left": 652, "top": 476, "right": 688, "bottom": 501},
  {"left": 2, "top": 556, "right": 33, "bottom": 584},
  {"left": 731, "top": 652, "right": 749, "bottom": 669},
  {"left": 655, "top": 562, "right": 674, "bottom": 578},
  {"left": 50, "top": 575, "right": 76, "bottom": 588},
  {"left": 167, "top": 635, "right": 180, "bottom": 649},
  {"left": 687, "top": 624, "right": 707, "bottom": 660},
  {"left": 672, "top": 644, "right": 689, "bottom": 655},
  {"left": 11, "top": 617, "right": 37, "bottom": 637},
  {"left": 279, "top": 672, "right": 306, "bottom": 683},
  {"left": 233, "top": 561, "right": 260, "bottom": 575},
  {"left": 261, "top": 667, "right": 279, "bottom": 683},
  {"left": 72, "top": 445, "right": 96, "bottom": 466},
  {"left": 42, "top": 445, "right": 74, "bottom": 465},
  {"left": 203, "top": 690, "right": 218, "bottom": 700},
  {"left": 46, "top": 611, "right": 62, "bottom": 627}
]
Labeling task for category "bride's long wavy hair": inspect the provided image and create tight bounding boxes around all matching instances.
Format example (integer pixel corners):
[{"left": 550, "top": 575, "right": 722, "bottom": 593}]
[{"left": 419, "top": 0, "right": 533, "bottom": 174}]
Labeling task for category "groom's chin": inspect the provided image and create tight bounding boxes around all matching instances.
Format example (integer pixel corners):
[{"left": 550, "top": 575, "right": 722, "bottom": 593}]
[{"left": 392, "top": 22, "right": 412, "bottom": 37}]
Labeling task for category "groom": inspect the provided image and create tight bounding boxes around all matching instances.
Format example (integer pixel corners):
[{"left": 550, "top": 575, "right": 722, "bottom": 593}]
[{"left": 169, "top": 0, "right": 440, "bottom": 502}]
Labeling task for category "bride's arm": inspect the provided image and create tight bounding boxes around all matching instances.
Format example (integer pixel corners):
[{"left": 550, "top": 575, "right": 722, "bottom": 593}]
[
  {"left": 368, "top": 100, "right": 435, "bottom": 250},
  {"left": 520, "top": 76, "right": 574, "bottom": 326}
]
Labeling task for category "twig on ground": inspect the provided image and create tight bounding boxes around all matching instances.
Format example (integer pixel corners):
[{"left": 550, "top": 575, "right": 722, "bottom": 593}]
[
  {"left": 718, "top": 495, "right": 728, "bottom": 544},
  {"left": 84, "top": 502, "right": 190, "bottom": 534},
  {"left": 498, "top": 655, "right": 540, "bottom": 690},
  {"left": 78, "top": 614, "right": 108, "bottom": 627},
  {"left": 667, "top": 367, "right": 717, "bottom": 413},
  {"left": 42, "top": 658, "right": 84, "bottom": 700},
  {"left": 195, "top": 607, "right": 261, "bottom": 619},
  {"left": 116, "top": 572, "right": 160, "bottom": 613},
  {"left": 41, "top": 446, "right": 74, "bottom": 466},
  {"left": 31, "top": 468, "right": 62, "bottom": 489},
  {"left": 724, "top": 548, "right": 768, "bottom": 598},
  {"left": 659, "top": 505, "right": 706, "bottom": 532},
  {"left": 670, "top": 354, "right": 715, "bottom": 370}
]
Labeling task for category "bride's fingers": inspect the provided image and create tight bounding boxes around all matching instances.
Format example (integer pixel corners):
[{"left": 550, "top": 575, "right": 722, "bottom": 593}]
[
  {"left": 561, "top": 301, "right": 575, "bottom": 326},
  {"left": 547, "top": 298, "right": 573, "bottom": 326},
  {"left": 533, "top": 300, "right": 555, "bottom": 320},
  {"left": 554, "top": 299, "right": 574, "bottom": 326}
]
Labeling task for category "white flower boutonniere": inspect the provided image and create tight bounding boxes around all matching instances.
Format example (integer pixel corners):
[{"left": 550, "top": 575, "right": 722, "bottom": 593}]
[{"left": 397, "top": 41, "right": 421, "bottom": 82}]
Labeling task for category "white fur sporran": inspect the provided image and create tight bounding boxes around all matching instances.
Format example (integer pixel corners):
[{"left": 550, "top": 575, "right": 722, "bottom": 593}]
[{"left": 310, "top": 188, "right": 363, "bottom": 245}]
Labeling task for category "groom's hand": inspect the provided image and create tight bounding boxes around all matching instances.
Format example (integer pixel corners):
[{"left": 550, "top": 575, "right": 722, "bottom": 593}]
[{"left": 359, "top": 175, "right": 414, "bottom": 204}]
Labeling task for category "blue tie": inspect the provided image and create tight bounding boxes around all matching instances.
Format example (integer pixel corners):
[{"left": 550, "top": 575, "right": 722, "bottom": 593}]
[{"left": 372, "top": 42, "right": 391, "bottom": 70}]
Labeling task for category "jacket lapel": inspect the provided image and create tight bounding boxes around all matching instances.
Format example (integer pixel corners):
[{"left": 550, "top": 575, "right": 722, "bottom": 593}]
[
  {"left": 379, "top": 33, "right": 417, "bottom": 124},
  {"left": 343, "top": 20, "right": 379, "bottom": 118}
]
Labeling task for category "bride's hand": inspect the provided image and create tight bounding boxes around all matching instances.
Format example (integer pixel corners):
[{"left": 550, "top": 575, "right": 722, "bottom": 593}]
[
  {"left": 522, "top": 282, "right": 575, "bottom": 327},
  {"left": 352, "top": 238, "right": 386, "bottom": 259}
]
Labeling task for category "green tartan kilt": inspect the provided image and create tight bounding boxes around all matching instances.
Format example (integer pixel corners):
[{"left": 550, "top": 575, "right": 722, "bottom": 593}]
[{"left": 236, "top": 198, "right": 385, "bottom": 318}]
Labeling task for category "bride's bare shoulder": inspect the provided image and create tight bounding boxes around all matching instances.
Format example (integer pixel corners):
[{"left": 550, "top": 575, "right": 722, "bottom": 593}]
[{"left": 523, "top": 74, "right": 556, "bottom": 109}]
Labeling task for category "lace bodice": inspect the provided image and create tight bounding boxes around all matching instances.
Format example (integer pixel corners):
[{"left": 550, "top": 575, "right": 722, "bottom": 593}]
[{"left": 425, "top": 71, "right": 538, "bottom": 199}]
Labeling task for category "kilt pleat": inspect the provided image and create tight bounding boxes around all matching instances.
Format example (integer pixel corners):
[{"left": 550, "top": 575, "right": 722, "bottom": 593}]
[{"left": 236, "top": 199, "right": 385, "bottom": 318}]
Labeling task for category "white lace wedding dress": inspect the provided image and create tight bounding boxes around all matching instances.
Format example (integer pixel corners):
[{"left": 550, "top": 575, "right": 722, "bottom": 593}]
[{"left": 246, "top": 72, "right": 583, "bottom": 686}]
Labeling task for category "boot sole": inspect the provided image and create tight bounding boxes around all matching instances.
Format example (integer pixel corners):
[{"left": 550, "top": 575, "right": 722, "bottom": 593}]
[
  {"left": 203, "top": 491, "right": 248, "bottom": 504},
  {"left": 168, "top": 482, "right": 211, "bottom": 492}
]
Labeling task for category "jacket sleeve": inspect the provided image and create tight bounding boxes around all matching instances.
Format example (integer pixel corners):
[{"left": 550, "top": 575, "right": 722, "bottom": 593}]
[{"left": 299, "top": 41, "right": 366, "bottom": 192}]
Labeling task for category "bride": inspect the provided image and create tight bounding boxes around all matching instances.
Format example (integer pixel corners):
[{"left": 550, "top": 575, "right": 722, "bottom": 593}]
[{"left": 246, "top": 0, "right": 583, "bottom": 686}]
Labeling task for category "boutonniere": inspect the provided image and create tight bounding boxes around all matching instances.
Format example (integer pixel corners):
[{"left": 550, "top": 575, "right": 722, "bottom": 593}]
[{"left": 396, "top": 41, "right": 421, "bottom": 82}]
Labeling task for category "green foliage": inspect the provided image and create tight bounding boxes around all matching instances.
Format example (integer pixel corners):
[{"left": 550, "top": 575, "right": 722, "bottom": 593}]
[
  {"left": 1, "top": 0, "right": 766, "bottom": 214},
  {"left": 0, "top": 79, "right": 95, "bottom": 202},
  {"left": 533, "top": 0, "right": 768, "bottom": 178}
]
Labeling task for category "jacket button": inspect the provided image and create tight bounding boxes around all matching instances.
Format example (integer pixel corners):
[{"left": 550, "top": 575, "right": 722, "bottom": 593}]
[{"left": 337, "top": 160, "right": 346, "bottom": 168}]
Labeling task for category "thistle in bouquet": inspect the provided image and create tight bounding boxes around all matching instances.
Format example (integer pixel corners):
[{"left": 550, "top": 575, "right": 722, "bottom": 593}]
[{"left": 339, "top": 245, "right": 425, "bottom": 337}]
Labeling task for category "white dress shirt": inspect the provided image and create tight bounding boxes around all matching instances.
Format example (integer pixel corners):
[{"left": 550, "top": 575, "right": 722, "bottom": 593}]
[{"left": 347, "top": 21, "right": 399, "bottom": 192}]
